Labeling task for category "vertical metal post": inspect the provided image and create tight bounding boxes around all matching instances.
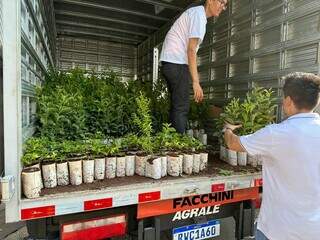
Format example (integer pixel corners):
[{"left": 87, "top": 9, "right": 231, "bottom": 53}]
[
  {"left": 3, "top": 0, "right": 22, "bottom": 222},
  {"left": 250, "top": 200, "right": 256, "bottom": 237},
  {"left": 152, "top": 47, "right": 159, "bottom": 85},
  {"left": 249, "top": 0, "right": 256, "bottom": 89},
  {"left": 236, "top": 202, "right": 244, "bottom": 240}
]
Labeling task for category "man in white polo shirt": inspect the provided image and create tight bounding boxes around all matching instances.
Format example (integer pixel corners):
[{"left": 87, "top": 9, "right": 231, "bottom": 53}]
[
  {"left": 160, "top": 0, "right": 227, "bottom": 133},
  {"left": 223, "top": 72, "right": 320, "bottom": 240}
]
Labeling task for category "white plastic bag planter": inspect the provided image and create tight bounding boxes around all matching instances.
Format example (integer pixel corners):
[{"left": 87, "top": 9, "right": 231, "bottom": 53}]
[
  {"left": 186, "top": 129, "right": 193, "bottom": 138},
  {"left": 227, "top": 149, "right": 237, "bottom": 166},
  {"left": 199, "top": 134, "right": 207, "bottom": 145},
  {"left": 248, "top": 154, "right": 258, "bottom": 167},
  {"left": 135, "top": 154, "right": 148, "bottom": 176},
  {"left": 237, "top": 152, "right": 247, "bottom": 166},
  {"left": 116, "top": 156, "right": 126, "bottom": 177},
  {"left": 26, "top": 163, "right": 43, "bottom": 189},
  {"left": 56, "top": 161, "right": 69, "bottom": 186},
  {"left": 200, "top": 152, "right": 209, "bottom": 171},
  {"left": 42, "top": 162, "right": 57, "bottom": 188},
  {"left": 21, "top": 167, "right": 41, "bottom": 199},
  {"left": 183, "top": 154, "right": 193, "bottom": 175},
  {"left": 161, "top": 155, "right": 167, "bottom": 177},
  {"left": 193, "top": 153, "right": 201, "bottom": 174},
  {"left": 83, "top": 159, "right": 94, "bottom": 184},
  {"left": 105, "top": 157, "right": 116, "bottom": 179},
  {"left": 68, "top": 160, "right": 82, "bottom": 186},
  {"left": 257, "top": 156, "right": 263, "bottom": 166},
  {"left": 220, "top": 145, "right": 227, "bottom": 162},
  {"left": 125, "top": 155, "right": 135, "bottom": 176},
  {"left": 167, "top": 153, "right": 182, "bottom": 177},
  {"left": 94, "top": 158, "right": 105, "bottom": 180},
  {"left": 193, "top": 129, "right": 199, "bottom": 139},
  {"left": 145, "top": 156, "right": 162, "bottom": 180}
]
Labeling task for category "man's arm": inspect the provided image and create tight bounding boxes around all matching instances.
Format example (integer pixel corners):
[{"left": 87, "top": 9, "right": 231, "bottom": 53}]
[
  {"left": 224, "top": 129, "right": 246, "bottom": 152},
  {"left": 188, "top": 38, "right": 203, "bottom": 103}
]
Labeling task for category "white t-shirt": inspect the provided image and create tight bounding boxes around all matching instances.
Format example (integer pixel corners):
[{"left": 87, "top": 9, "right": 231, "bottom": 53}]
[
  {"left": 160, "top": 6, "right": 207, "bottom": 65},
  {"left": 240, "top": 113, "right": 320, "bottom": 240}
]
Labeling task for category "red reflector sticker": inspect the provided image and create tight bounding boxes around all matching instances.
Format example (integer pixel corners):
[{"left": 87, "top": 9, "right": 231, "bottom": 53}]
[
  {"left": 254, "top": 178, "right": 263, "bottom": 187},
  {"left": 84, "top": 198, "right": 113, "bottom": 211},
  {"left": 211, "top": 183, "right": 225, "bottom": 192},
  {"left": 138, "top": 191, "right": 161, "bottom": 203},
  {"left": 21, "top": 205, "right": 55, "bottom": 220}
]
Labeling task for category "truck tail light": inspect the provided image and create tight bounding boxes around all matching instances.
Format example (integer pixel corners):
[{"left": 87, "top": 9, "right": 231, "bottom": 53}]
[{"left": 60, "top": 214, "right": 126, "bottom": 240}]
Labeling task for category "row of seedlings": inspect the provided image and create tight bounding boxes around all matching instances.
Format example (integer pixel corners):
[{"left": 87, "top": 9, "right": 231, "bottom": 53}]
[{"left": 21, "top": 135, "right": 209, "bottom": 199}]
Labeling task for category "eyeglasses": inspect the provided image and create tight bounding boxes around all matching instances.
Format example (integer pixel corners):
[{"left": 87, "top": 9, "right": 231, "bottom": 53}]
[{"left": 217, "top": 0, "right": 227, "bottom": 10}]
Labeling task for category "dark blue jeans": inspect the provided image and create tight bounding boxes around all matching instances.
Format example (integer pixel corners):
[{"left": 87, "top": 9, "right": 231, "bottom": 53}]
[{"left": 162, "top": 62, "right": 190, "bottom": 134}]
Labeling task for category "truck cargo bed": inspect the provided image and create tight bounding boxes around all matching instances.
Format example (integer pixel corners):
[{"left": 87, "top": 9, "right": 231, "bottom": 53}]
[{"left": 20, "top": 154, "right": 262, "bottom": 221}]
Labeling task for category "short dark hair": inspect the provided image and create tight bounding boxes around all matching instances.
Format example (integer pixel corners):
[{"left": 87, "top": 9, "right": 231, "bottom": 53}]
[{"left": 283, "top": 72, "right": 320, "bottom": 110}]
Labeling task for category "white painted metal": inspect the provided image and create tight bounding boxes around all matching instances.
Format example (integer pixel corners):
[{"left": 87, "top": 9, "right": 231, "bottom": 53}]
[
  {"left": 55, "top": 10, "right": 159, "bottom": 30},
  {"left": 55, "top": 0, "right": 170, "bottom": 21},
  {"left": 152, "top": 47, "right": 159, "bottom": 85},
  {"left": 20, "top": 172, "right": 262, "bottom": 219},
  {"left": 3, "top": 0, "right": 22, "bottom": 223},
  {"left": 56, "top": 20, "right": 150, "bottom": 37},
  {"left": 0, "top": 0, "right": 3, "bottom": 45}
]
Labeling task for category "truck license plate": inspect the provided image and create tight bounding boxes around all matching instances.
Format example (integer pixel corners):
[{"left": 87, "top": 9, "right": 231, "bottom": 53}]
[{"left": 172, "top": 220, "right": 220, "bottom": 240}]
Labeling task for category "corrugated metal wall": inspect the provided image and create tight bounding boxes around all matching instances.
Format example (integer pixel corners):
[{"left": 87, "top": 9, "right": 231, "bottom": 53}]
[
  {"left": 21, "top": 0, "right": 55, "bottom": 141},
  {"left": 138, "top": 0, "right": 320, "bottom": 115},
  {"left": 57, "top": 36, "right": 137, "bottom": 81},
  {"left": 0, "top": 0, "right": 3, "bottom": 176},
  {"left": 0, "top": 0, "right": 3, "bottom": 44}
]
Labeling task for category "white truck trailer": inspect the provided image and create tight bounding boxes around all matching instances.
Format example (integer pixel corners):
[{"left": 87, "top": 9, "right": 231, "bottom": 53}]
[{"left": 1, "top": 0, "right": 319, "bottom": 239}]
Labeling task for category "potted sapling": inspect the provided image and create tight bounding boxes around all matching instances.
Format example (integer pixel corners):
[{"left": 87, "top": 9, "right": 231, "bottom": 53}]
[
  {"left": 50, "top": 141, "right": 69, "bottom": 186},
  {"left": 116, "top": 152, "right": 126, "bottom": 177},
  {"left": 185, "top": 135, "right": 207, "bottom": 172},
  {"left": 197, "top": 145, "right": 208, "bottom": 172},
  {"left": 41, "top": 152, "right": 58, "bottom": 189},
  {"left": 132, "top": 93, "right": 153, "bottom": 177},
  {"left": 90, "top": 139, "right": 107, "bottom": 180},
  {"left": 105, "top": 140, "right": 120, "bottom": 179},
  {"left": 40, "top": 139, "right": 61, "bottom": 189},
  {"left": 166, "top": 132, "right": 184, "bottom": 177},
  {"left": 22, "top": 137, "right": 48, "bottom": 189},
  {"left": 21, "top": 152, "right": 42, "bottom": 198},
  {"left": 178, "top": 135, "right": 196, "bottom": 175},
  {"left": 179, "top": 135, "right": 195, "bottom": 175},
  {"left": 65, "top": 140, "right": 85, "bottom": 186},
  {"left": 217, "top": 98, "right": 242, "bottom": 166},
  {"left": 82, "top": 139, "right": 104, "bottom": 184},
  {"left": 116, "top": 139, "right": 127, "bottom": 178},
  {"left": 155, "top": 123, "right": 179, "bottom": 177},
  {"left": 56, "top": 155, "right": 69, "bottom": 186},
  {"left": 21, "top": 167, "right": 42, "bottom": 199},
  {"left": 122, "top": 134, "right": 138, "bottom": 177},
  {"left": 145, "top": 155, "right": 162, "bottom": 180},
  {"left": 142, "top": 137, "right": 162, "bottom": 180},
  {"left": 238, "top": 88, "right": 277, "bottom": 166}
]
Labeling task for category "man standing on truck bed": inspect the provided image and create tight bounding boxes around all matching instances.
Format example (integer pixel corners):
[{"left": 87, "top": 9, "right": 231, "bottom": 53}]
[
  {"left": 223, "top": 72, "right": 320, "bottom": 240},
  {"left": 160, "top": 0, "right": 227, "bottom": 133}
]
